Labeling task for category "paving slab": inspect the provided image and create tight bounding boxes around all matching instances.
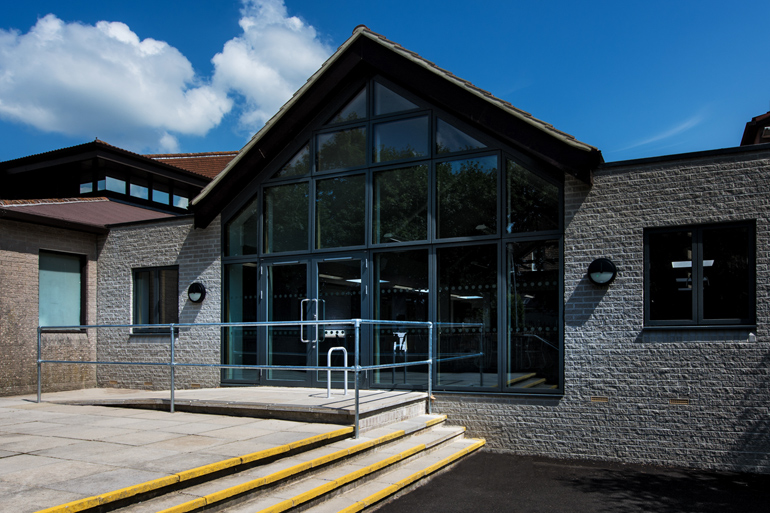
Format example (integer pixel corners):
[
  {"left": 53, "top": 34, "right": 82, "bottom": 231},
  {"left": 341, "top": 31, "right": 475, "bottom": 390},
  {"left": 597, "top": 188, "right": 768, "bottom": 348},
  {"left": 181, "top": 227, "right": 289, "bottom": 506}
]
[{"left": 0, "top": 386, "right": 426, "bottom": 511}]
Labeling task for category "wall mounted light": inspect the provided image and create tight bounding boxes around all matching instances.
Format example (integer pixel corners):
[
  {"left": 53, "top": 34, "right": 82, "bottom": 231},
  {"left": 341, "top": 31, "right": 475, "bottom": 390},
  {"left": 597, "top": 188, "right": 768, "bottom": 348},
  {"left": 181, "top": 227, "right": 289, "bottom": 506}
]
[
  {"left": 587, "top": 258, "right": 617, "bottom": 286},
  {"left": 187, "top": 282, "right": 206, "bottom": 303}
]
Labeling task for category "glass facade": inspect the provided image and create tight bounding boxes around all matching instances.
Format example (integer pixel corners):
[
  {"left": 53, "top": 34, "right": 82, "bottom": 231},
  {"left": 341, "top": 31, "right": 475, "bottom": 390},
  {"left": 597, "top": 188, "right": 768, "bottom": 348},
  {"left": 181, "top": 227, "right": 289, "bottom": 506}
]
[{"left": 222, "top": 77, "right": 563, "bottom": 393}]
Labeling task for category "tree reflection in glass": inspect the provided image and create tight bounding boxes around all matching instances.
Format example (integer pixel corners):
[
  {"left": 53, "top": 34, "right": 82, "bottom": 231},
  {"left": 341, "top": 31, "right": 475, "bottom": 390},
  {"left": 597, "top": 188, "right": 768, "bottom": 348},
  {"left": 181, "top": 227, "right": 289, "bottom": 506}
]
[
  {"left": 436, "top": 119, "right": 486, "bottom": 154},
  {"left": 316, "top": 174, "right": 365, "bottom": 249},
  {"left": 328, "top": 87, "right": 367, "bottom": 124},
  {"left": 373, "top": 116, "right": 429, "bottom": 163},
  {"left": 506, "top": 159, "right": 559, "bottom": 233},
  {"left": 273, "top": 144, "right": 310, "bottom": 179},
  {"left": 317, "top": 127, "right": 366, "bottom": 172},
  {"left": 437, "top": 156, "right": 498, "bottom": 239},
  {"left": 263, "top": 183, "right": 309, "bottom": 253},
  {"left": 373, "top": 165, "right": 428, "bottom": 244}
]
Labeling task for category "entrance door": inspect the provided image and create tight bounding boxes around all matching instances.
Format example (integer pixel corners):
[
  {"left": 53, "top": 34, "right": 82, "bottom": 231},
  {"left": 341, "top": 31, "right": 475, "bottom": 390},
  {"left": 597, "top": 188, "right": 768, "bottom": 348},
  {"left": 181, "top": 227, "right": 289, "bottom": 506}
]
[{"left": 262, "top": 255, "right": 366, "bottom": 387}]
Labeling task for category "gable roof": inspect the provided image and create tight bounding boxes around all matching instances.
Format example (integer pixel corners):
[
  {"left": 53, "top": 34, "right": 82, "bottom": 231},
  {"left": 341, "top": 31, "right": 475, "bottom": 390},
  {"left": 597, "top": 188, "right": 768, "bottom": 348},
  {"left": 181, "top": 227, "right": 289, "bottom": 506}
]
[
  {"left": 192, "top": 25, "right": 602, "bottom": 228},
  {"left": 0, "top": 140, "right": 212, "bottom": 184}
]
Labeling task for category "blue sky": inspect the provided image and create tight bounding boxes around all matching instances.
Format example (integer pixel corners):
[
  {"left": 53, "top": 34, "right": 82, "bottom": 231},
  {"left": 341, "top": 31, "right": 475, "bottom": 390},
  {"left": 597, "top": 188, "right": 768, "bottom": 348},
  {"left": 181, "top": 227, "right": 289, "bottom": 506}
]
[{"left": 1, "top": 0, "right": 768, "bottom": 163}]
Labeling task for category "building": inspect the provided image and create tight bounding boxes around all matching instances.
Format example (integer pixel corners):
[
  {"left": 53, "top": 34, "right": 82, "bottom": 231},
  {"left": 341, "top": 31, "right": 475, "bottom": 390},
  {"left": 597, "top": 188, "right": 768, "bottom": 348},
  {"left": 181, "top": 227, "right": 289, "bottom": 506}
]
[{"left": 3, "top": 26, "right": 770, "bottom": 472}]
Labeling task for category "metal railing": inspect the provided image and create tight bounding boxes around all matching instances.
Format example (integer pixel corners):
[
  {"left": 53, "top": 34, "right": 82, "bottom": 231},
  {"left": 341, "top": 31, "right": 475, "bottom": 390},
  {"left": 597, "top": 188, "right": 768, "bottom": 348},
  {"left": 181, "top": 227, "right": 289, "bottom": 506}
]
[{"left": 36, "top": 319, "right": 483, "bottom": 438}]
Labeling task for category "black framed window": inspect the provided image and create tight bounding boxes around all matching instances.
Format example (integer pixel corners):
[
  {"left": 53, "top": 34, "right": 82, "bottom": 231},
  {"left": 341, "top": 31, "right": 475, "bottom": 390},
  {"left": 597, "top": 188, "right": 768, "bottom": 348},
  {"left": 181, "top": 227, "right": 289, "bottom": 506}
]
[
  {"left": 133, "top": 267, "right": 179, "bottom": 328},
  {"left": 645, "top": 222, "right": 755, "bottom": 327}
]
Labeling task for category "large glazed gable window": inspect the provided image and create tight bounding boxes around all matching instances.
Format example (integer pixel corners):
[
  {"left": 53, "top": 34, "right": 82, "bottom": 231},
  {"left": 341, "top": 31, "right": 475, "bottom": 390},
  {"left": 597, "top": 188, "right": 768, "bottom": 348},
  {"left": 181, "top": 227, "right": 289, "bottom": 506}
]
[
  {"left": 133, "top": 267, "right": 178, "bottom": 328},
  {"left": 221, "top": 75, "right": 565, "bottom": 394},
  {"left": 39, "top": 251, "right": 84, "bottom": 327},
  {"left": 645, "top": 222, "right": 755, "bottom": 327}
]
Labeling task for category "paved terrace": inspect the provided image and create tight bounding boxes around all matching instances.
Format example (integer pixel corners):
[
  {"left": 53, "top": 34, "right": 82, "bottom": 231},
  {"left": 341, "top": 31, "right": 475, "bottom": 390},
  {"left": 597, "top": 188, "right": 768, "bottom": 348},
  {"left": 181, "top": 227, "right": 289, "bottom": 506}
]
[{"left": 0, "top": 387, "right": 426, "bottom": 512}]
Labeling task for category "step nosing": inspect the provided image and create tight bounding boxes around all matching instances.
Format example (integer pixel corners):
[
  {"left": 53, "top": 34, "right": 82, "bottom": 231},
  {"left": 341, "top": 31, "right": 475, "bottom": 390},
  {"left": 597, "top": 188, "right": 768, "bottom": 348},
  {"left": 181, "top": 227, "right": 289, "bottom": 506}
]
[{"left": 35, "top": 426, "right": 355, "bottom": 513}]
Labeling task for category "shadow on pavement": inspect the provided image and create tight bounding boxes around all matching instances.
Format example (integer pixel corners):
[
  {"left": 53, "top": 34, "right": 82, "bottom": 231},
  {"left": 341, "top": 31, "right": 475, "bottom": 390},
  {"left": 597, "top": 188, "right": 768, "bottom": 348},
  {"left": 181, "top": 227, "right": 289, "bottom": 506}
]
[{"left": 375, "top": 452, "right": 770, "bottom": 513}]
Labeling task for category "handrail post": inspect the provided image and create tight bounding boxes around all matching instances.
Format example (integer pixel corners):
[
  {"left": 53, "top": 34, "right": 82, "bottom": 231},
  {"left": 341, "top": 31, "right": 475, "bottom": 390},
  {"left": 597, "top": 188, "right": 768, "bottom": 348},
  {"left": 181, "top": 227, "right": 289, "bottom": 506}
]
[
  {"left": 354, "top": 319, "right": 361, "bottom": 439},
  {"left": 37, "top": 326, "right": 42, "bottom": 404},
  {"left": 170, "top": 323, "right": 175, "bottom": 413},
  {"left": 428, "top": 322, "right": 433, "bottom": 415}
]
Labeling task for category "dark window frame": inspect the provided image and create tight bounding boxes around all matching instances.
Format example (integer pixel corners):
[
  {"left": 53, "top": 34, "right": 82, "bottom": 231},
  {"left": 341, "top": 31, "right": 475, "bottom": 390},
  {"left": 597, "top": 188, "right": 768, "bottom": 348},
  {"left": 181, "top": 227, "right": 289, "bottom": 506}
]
[
  {"left": 644, "top": 221, "right": 756, "bottom": 328},
  {"left": 132, "top": 266, "right": 179, "bottom": 333}
]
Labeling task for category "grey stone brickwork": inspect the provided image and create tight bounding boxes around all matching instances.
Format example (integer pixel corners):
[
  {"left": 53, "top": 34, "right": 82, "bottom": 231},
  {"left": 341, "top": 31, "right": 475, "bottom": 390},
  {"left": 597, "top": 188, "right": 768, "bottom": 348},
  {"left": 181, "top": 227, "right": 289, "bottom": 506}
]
[
  {"left": 434, "top": 147, "right": 770, "bottom": 473},
  {"left": 0, "top": 219, "right": 97, "bottom": 396},
  {"left": 96, "top": 216, "right": 221, "bottom": 390}
]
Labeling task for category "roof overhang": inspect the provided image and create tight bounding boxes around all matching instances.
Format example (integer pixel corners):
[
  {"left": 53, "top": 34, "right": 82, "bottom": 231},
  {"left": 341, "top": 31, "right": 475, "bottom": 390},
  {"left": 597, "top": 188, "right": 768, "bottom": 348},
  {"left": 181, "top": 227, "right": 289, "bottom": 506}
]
[{"left": 192, "top": 26, "right": 602, "bottom": 228}]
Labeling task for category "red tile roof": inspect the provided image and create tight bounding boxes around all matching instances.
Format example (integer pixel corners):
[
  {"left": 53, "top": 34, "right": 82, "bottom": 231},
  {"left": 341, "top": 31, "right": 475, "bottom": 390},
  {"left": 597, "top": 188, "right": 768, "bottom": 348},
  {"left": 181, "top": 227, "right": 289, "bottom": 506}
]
[
  {"left": 0, "top": 198, "right": 176, "bottom": 233},
  {"left": 146, "top": 151, "right": 239, "bottom": 179}
]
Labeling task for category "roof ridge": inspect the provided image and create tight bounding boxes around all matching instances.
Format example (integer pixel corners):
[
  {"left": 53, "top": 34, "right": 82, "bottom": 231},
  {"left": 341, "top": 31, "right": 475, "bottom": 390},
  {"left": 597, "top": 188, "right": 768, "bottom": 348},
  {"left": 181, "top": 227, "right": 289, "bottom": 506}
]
[{"left": 0, "top": 197, "right": 109, "bottom": 207}]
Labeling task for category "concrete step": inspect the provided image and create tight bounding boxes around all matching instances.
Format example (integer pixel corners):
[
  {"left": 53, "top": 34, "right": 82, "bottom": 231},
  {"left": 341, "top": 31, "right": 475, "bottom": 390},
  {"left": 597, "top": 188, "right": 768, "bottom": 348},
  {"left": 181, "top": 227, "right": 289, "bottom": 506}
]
[
  {"left": 93, "top": 415, "right": 449, "bottom": 513},
  {"left": 212, "top": 426, "right": 483, "bottom": 512},
  {"left": 303, "top": 438, "right": 485, "bottom": 513}
]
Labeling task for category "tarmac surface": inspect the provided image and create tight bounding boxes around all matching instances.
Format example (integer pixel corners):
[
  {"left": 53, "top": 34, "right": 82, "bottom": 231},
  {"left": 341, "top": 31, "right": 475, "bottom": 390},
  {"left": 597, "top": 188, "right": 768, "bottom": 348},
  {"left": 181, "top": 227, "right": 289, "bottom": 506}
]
[{"left": 376, "top": 451, "right": 770, "bottom": 513}]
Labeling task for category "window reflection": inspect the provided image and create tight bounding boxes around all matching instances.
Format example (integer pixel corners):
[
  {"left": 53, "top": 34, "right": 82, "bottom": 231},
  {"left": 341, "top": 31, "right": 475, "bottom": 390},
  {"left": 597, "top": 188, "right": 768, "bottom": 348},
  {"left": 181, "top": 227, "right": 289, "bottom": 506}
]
[
  {"left": 226, "top": 196, "right": 258, "bottom": 256},
  {"left": 373, "top": 116, "right": 429, "bottom": 162},
  {"left": 374, "top": 82, "right": 417, "bottom": 116},
  {"left": 436, "top": 119, "right": 486, "bottom": 154},
  {"left": 373, "top": 165, "right": 428, "bottom": 244},
  {"left": 316, "top": 174, "right": 365, "bottom": 249},
  {"left": 507, "top": 240, "right": 559, "bottom": 390},
  {"left": 317, "top": 127, "right": 366, "bottom": 172},
  {"left": 506, "top": 159, "right": 559, "bottom": 233},
  {"left": 263, "top": 183, "right": 309, "bottom": 253},
  {"left": 374, "top": 249, "right": 429, "bottom": 387},
  {"left": 702, "top": 225, "right": 751, "bottom": 320},
  {"left": 437, "top": 244, "right": 497, "bottom": 387},
  {"left": 437, "top": 156, "right": 498, "bottom": 239},
  {"left": 328, "top": 87, "right": 367, "bottom": 124},
  {"left": 648, "top": 230, "right": 694, "bottom": 322},
  {"left": 274, "top": 144, "right": 310, "bottom": 179},
  {"left": 224, "top": 263, "right": 258, "bottom": 382}
]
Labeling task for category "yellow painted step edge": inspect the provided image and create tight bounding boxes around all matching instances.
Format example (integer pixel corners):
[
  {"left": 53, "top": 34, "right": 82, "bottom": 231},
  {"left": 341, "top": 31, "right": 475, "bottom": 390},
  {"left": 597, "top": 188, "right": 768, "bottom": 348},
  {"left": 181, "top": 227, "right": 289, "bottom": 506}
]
[
  {"left": 250, "top": 443, "right": 430, "bottom": 513},
  {"left": 339, "top": 438, "right": 487, "bottom": 513},
  {"left": 33, "top": 426, "right": 353, "bottom": 513},
  {"left": 155, "top": 424, "right": 434, "bottom": 513}
]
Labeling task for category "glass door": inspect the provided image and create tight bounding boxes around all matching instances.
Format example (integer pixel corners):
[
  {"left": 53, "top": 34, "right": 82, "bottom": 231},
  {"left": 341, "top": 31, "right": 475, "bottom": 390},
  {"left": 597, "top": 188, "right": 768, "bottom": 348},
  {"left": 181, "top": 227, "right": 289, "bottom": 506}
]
[
  {"left": 313, "top": 255, "right": 366, "bottom": 388},
  {"left": 263, "top": 260, "right": 311, "bottom": 385},
  {"left": 262, "top": 255, "right": 366, "bottom": 388}
]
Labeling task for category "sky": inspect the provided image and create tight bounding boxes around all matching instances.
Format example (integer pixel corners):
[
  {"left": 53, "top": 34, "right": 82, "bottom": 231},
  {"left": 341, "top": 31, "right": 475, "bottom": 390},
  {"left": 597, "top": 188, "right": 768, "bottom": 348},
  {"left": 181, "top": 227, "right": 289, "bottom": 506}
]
[{"left": 1, "top": 0, "right": 769, "bottom": 164}]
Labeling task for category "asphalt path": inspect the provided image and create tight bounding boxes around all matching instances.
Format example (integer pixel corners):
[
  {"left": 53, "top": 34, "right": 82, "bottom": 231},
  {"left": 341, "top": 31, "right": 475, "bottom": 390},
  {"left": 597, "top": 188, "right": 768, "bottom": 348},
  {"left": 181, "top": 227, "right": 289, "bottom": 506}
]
[{"left": 376, "top": 451, "right": 770, "bottom": 513}]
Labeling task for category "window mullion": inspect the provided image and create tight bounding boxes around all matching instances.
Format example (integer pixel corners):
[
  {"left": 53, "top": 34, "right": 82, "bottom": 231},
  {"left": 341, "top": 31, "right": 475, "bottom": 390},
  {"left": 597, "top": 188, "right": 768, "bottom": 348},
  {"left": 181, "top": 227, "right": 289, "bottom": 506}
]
[{"left": 693, "top": 230, "right": 703, "bottom": 324}]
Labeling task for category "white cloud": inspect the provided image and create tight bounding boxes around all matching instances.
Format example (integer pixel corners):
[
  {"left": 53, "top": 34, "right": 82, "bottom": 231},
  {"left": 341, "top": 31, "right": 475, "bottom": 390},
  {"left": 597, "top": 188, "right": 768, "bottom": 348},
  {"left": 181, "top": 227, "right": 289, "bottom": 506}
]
[
  {"left": 211, "top": 0, "right": 333, "bottom": 132},
  {"left": 0, "top": 1, "right": 333, "bottom": 152},
  {"left": 0, "top": 14, "right": 232, "bottom": 152}
]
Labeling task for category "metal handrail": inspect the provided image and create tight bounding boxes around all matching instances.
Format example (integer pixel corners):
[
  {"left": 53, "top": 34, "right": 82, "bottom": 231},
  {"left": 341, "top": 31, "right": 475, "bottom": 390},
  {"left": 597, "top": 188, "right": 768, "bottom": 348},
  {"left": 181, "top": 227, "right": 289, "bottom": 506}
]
[{"left": 36, "top": 319, "right": 483, "bottom": 438}]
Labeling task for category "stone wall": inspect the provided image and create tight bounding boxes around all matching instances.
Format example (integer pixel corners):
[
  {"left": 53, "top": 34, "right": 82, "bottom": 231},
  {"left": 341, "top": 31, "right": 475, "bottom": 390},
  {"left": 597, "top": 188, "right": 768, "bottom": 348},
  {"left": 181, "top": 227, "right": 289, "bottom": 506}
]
[
  {"left": 96, "top": 216, "right": 221, "bottom": 390},
  {"left": 0, "top": 219, "right": 97, "bottom": 396},
  {"left": 435, "top": 147, "right": 770, "bottom": 472}
]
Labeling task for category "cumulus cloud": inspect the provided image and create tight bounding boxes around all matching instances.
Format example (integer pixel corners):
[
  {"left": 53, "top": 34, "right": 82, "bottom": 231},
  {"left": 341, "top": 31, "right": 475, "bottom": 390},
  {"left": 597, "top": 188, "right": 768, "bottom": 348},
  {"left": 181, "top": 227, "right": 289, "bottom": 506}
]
[
  {"left": 211, "top": 0, "right": 333, "bottom": 132},
  {"left": 0, "top": 14, "right": 232, "bottom": 152},
  {"left": 0, "top": 1, "right": 332, "bottom": 152}
]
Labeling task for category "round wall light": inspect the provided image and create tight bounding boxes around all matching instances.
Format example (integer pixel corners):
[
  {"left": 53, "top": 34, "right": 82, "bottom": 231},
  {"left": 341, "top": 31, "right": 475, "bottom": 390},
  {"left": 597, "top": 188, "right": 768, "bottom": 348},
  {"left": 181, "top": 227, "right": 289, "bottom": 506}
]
[
  {"left": 587, "top": 258, "right": 617, "bottom": 286},
  {"left": 188, "top": 282, "right": 206, "bottom": 303}
]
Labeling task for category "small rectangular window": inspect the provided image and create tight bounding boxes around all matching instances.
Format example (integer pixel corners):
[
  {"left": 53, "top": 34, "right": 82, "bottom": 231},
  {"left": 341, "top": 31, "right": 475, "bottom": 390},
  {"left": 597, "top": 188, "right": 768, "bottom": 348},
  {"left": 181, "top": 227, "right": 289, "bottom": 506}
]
[
  {"left": 133, "top": 267, "right": 178, "bottom": 330},
  {"left": 130, "top": 178, "right": 149, "bottom": 200},
  {"left": 39, "top": 251, "right": 84, "bottom": 327},
  {"left": 152, "top": 184, "right": 170, "bottom": 205},
  {"left": 645, "top": 222, "right": 755, "bottom": 327}
]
